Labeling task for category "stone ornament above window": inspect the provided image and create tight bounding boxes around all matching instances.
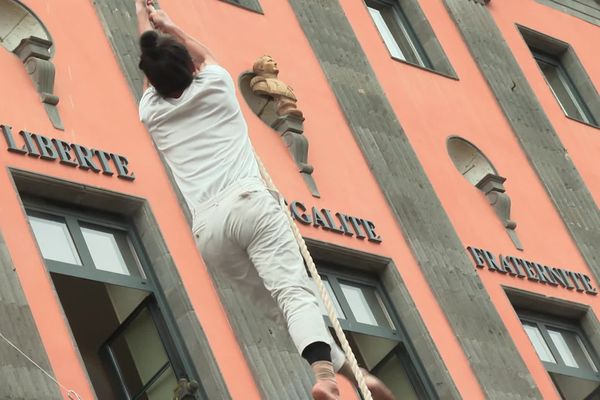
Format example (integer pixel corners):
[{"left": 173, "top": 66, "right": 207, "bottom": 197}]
[
  {"left": 240, "top": 56, "right": 320, "bottom": 198},
  {"left": 0, "top": 0, "right": 50, "bottom": 51},
  {"left": 447, "top": 136, "right": 523, "bottom": 250},
  {"left": 1, "top": 0, "right": 62, "bottom": 130}
]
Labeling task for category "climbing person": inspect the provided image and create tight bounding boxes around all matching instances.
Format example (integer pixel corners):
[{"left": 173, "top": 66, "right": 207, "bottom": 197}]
[{"left": 135, "top": 1, "right": 394, "bottom": 399}]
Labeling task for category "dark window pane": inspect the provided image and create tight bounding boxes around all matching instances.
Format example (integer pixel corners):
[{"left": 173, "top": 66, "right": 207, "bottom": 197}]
[
  {"left": 523, "top": 322, "right": 556, "bottom": 364},
  {"left": 366, "top": 2, "right": 424, "bottom": 66},
  {"left": 108, "top": 308, "right": 170, "bottom": 396},
  {"left": 375, "top": 351, "right": 420, "bottom": 400},
  {"left": 367, "top": 6, "right": 404, "bottom": 60},
  {"left": 548, "top": 328, "right": 598, "bottom": 372},
  {"left": 309, "top": 278, "right": 346, "bottom": 320},
  {"left": 378, "top": 6, "right": 421, "bottom": 65},
  {"left": 143, "top": 366, "right": 177, "bottom": 400},
  {"left": 537, "top": 59, "right": 587, "bottom": 122}
]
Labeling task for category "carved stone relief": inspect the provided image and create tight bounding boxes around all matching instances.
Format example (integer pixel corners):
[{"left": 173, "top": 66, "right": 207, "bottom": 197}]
[
  {"left": 240, "top": 56, "right": 319, "bottom": 197},
  {"left": 1, "top": 0, "right": 62, "bottom": 130},
  {"left": 476, "top": 173, "right": 523, "bottom": 250},
  {"left": 13, "top": 37, "right": 63, "bottom": 130},
  {"left": 447, "top": 136, "right": 522, "bottom": 250}
]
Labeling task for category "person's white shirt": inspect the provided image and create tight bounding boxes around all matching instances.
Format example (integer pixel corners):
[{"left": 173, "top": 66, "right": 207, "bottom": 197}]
[{"left": 139, "top": 64, "right": 262, "bottom": 217}]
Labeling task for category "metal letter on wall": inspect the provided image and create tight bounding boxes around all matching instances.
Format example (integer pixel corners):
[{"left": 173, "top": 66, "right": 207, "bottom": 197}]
[
  {"left": 13, "top": 37, "right": 64, "bottom": 130},
  {"left": 239, "top": 55, "right": 320, "bottom": 197}
]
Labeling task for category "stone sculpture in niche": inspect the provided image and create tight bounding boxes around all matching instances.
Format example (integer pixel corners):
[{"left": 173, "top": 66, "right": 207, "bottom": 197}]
[
  {"left": 250, "top": 55, "right": 303, "bottom": 118},
  {"left": 476, "top": 173, "right": 523, "bottom": 250},
  {"left": 242, "top": 55, "right": 319, "bottom": 197},
  {"left": 13, "top": 37, "right": 64, "bottom": 130}
]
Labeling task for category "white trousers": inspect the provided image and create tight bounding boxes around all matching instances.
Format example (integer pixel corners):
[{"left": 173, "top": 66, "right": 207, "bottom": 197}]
[{"left": 192, "top": 178, "right": 345, "bottom": 370}]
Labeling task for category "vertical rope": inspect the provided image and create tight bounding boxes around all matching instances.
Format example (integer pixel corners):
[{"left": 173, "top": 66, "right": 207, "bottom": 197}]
[{"left": 254, "top": 154, "right": 373, "bottom": 400}]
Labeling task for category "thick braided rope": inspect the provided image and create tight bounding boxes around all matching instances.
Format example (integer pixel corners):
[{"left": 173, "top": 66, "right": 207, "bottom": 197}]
[{"left": 255, "top": 154, "right": 373, "bottom": 400}]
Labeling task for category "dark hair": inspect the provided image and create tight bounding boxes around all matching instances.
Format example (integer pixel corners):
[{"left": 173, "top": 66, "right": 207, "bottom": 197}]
[{"left": 138, "top": 31, "right": 194, "bottom": 97}]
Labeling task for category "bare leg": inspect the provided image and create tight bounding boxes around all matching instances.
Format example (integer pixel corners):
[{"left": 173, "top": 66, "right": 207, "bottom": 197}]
[
  {"left": 338, "top": 362, "right": 395, "bottom": 400},
  {"left": 311, "top": 361, "right": 340, "bottom": 400}
]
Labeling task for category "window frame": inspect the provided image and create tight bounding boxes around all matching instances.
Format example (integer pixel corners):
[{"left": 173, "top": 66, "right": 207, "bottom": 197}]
[
  {"left": 519, "top": 310, "right": 600, "bottom": 382},
  {"left": 23, "top": 197, "right": 197, "bottom": 398},
  {"left": 532, "top": 51, "right": 597, "bottom": 126},
  {"left": 365, "top": 0, "right": 432, "bottom": 69},
  {"left": 25, "top": 201, "right": 150, "bottom": 291},
  {"left": 317, "top": 263, "right": 436, "bottom": 400},
  {"left": 320, "top": 268, "right": 401, "bottom": 340},
  {"left": 518, "top": 25, "right": 600, "bottom": 129},
  {"left": 102, "top": 296, "right": 185, "bottom": 400}
]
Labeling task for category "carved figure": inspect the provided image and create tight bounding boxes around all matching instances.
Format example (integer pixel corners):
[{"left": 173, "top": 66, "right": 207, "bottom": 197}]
[
  {"left": 250, "top": 55, "right": 303, "bottom": 118},
  {"left": 172, "top": 378, "right": 199, "bottom": 400}
]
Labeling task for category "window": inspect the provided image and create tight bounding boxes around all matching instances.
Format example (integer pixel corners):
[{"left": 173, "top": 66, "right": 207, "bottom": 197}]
[
  {"left": 103, "top": 299, "right": 178, "bottom": 400},
  {"left": 366, "top": 0, "right": 427, "bottom": 66},
  {"left": 364, "top": 0, "right": 456, "bottom": 77},
  {"left": 519, "top": 26, "right": 600, "bottom": 127},
  {"left": 533, "top": 51, "right": 597, "bottom": 126},
  {"left": 309, "top": 266, "right": 433, "bottom": 400},
  {"left": 26, "top": 200, "right": 194, "bottom": 400},
  {"left": 520, "top": 311, "right": 600, "bottom": 399},
  {"left": 365, "top": 0, "right": 430, "bottom": 67}
]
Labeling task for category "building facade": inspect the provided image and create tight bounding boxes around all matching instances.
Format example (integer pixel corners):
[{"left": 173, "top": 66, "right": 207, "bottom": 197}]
[{"left": 0, "top": 0, "right": 599, "bottom": 399}]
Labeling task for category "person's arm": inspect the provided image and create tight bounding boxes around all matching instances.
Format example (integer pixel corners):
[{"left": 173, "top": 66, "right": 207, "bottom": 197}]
[
  {"left": 136, "top": 0, "right": 154, "bottom": 90},
  {"left": 146, "top": 5, "right": 217, "bottom": 70},
  {"left": 136, "top": 0, "right": 153, "bottom": 35}
]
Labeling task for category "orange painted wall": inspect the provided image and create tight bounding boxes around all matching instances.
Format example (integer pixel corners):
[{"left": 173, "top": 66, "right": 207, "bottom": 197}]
[
  {"left": 0, "top": 1, "right": 259, "bottom": 398},
  {"left": 338, "top": 0, "right": 600, "bottom": 399},
  {"left": 1, "top": 0, "right": 598, "bottom": 399}
]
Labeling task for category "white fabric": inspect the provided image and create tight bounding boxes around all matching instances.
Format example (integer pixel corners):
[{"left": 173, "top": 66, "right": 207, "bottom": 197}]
[
  {"left": 192, "top": 181, "right": 345, "bottom": 370},
  {"left": 139, "top": 65, "right": 261, "bottom": 222},
  {"left": 139, "top": 64, "right": 345, "bottom": 370}
]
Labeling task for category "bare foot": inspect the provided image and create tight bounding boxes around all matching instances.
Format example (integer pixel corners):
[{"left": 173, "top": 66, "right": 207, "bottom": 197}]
[
  {"left": 312, "top": 379, "right": 340, "bottom": 400},
  {"left": 364, "top": 371, "right": 395, "bottom": 400}
]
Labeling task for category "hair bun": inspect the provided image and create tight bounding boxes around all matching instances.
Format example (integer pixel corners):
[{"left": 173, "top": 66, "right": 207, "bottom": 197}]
[{"left": 140, "top": 31, "right": 159, "bottom": 52}]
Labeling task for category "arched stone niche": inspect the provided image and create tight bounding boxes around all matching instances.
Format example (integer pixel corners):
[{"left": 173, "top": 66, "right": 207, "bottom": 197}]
[
  {"left": 447, "top": 136, "right": 523, "bottom": 250},
  {"left": 239, "top": 66, "right": 320, "bottom": 197},
  {"left": 1, "top": 0, "right": 62, "bottom": 130},
  {"left": 0, "top": 0, "right": 51, "bottom": 52},
  {"left": 447, "top": 136, "right": 497, "bottom": 185}
]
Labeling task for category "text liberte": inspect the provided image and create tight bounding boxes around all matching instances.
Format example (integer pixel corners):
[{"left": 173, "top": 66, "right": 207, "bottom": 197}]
[{"left": 1, "top": 125, "right": 135, "bottom": 181}]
